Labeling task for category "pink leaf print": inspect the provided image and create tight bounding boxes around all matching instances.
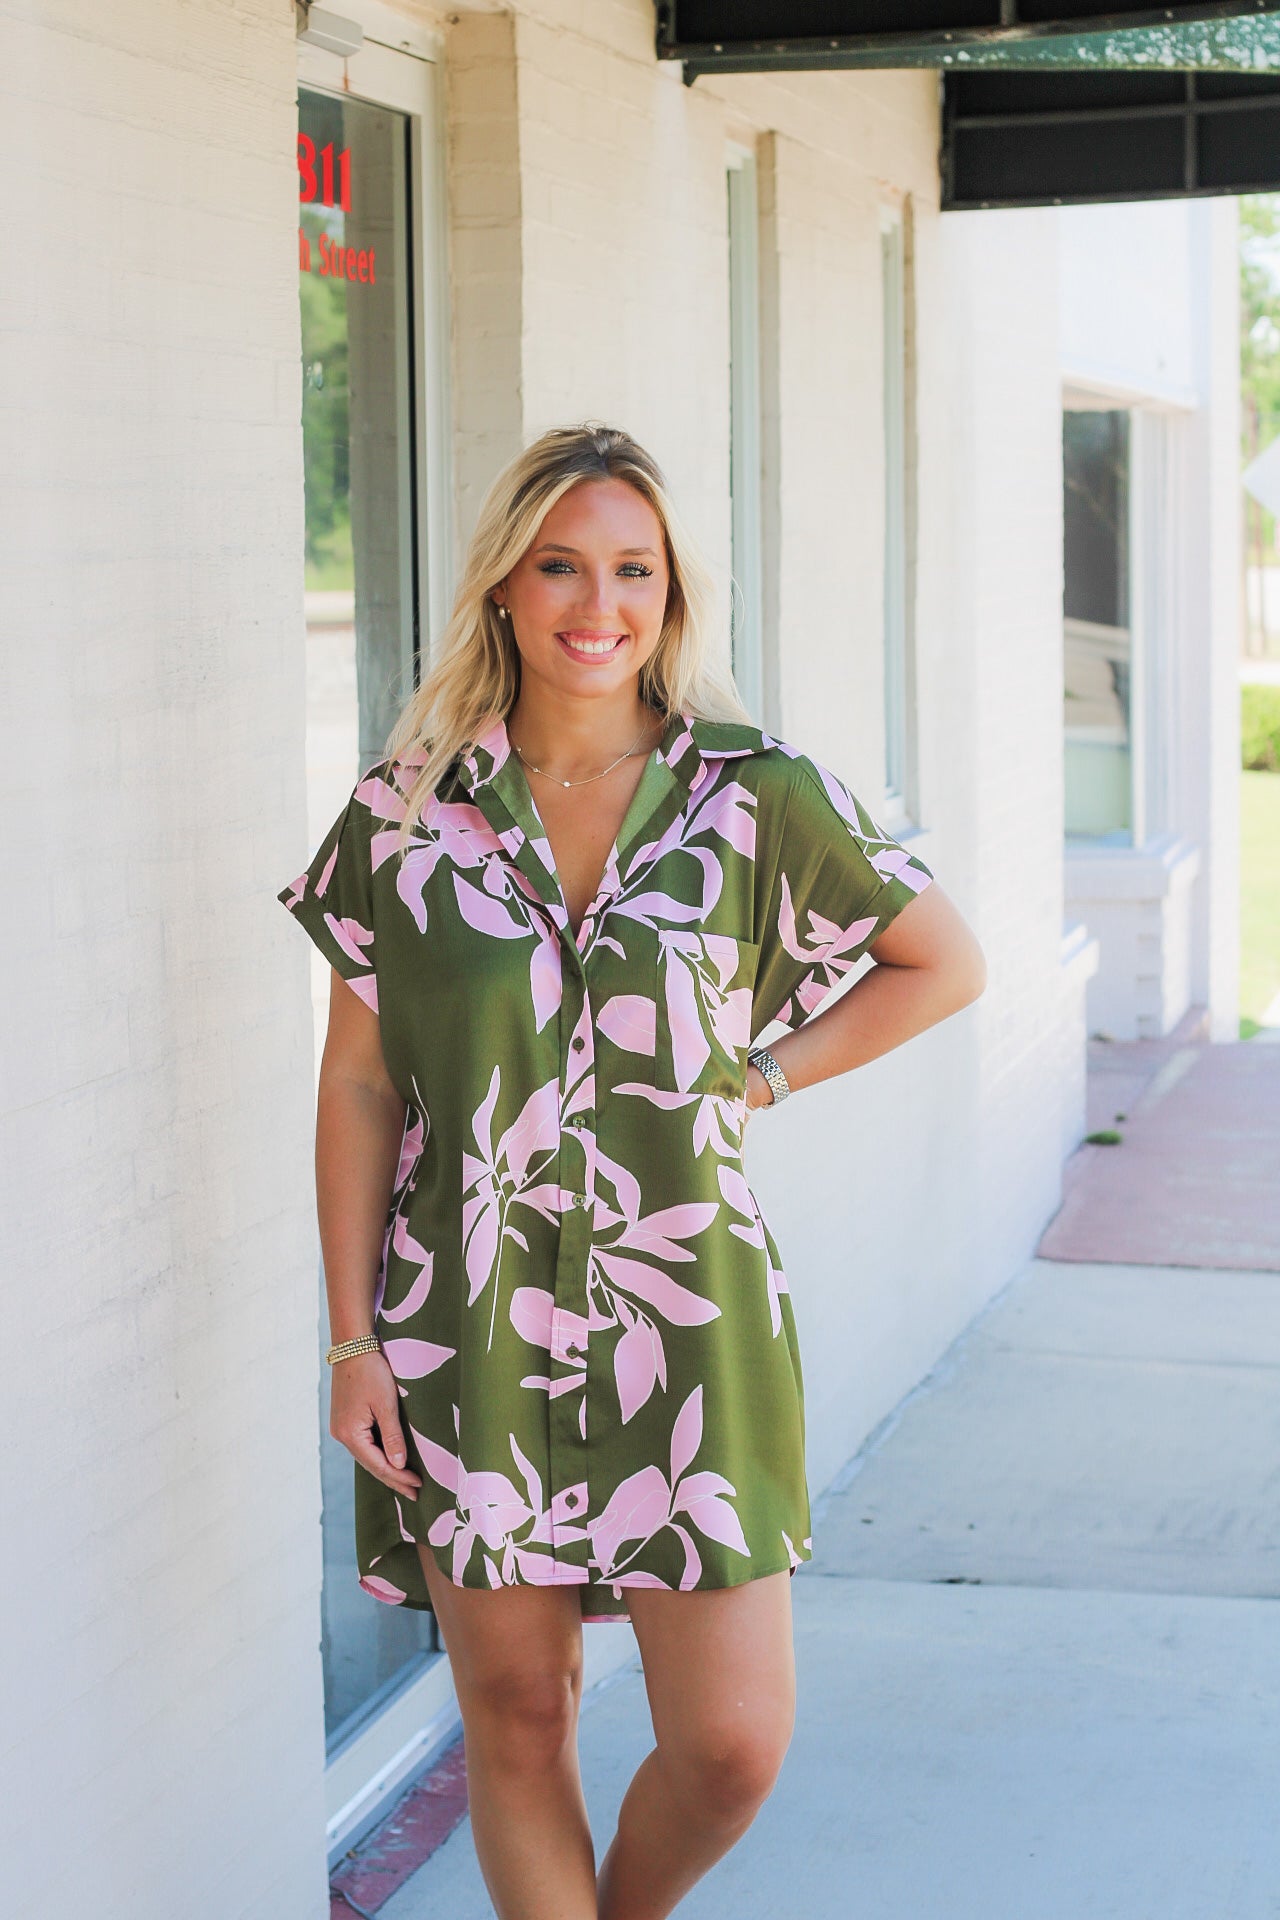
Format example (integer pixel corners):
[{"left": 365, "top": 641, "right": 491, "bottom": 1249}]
[
  {"left": 472, "top": 1064, "right": 501, "bottom": 1166},
  {"left": 498, "top": 1078, "right": 560, "bottom": 1187},
  {"left": 359, "top": 1574, "right": 408, "bottom": 1603},
  {"left": 508, "top": 1431, "right": 544, "bottom": 1518},
  {"left": 395, "top": 1109, "right": 425, "bottom": 1188},
  {"left": 346, "top": 973, "right": 379, "bottom": 1014},
  {"left": 670, "top": 1521, "right": 703, "bottom": 1590},
  {"left": 873, "top": 845, "right": 931, "bottom": 891},
  {"left": 462, "top": 1185, "right": 501, "bottom": 1307},
  {"left": 509, "top": 1285, "right": 554, "bottom": 1349},
  {"left": 597, "top": 994, "right": 657, "bottom": 1057},
  {"left": 594, "top": 1251, "right": 720, "bottom": 1326},
  {"left": 614, "top": 1313, "right": 664, "bottom": 1423},
  {"left": 379, "top": 1220, "right": 435, "bottom": 1322},
  {"left": 316, "top": 841, "right": 340, "bottom": 897},
  {"left": 409, "top": 1422, "right": 462, "bottom": 1497},
  {"left": 354, "top": 768, "right": 408, "bottom": 823},
  {"left": 619, "top": 1201, "right": 720, "bottom": 1262},
  {"left": 669, "top": 1379, "right": 703, "bottom": 1483},
  {"left": 688, "top": 777, "right": 757, "bottom": 860},
  {"left": 381, "top": 1337, "right": 454, "bottom": 1380},
  {"left": 662, "top": 954, "right": 711, "bottom": 1091},
  {"left": 591, "top": 1463, "right": 673, "bottom": 1578},
  {"left": 323, "top": 913, "right": 375, "bottom": 970},
  {"left": 672, "top": 1470, "right": 751, "bottom": 1555},
  {"left": 453, "top": 874, "right": 529, "bottom": 940},
  {"left": 530, "top": 934, "right": 563, "bottom": 1033}
]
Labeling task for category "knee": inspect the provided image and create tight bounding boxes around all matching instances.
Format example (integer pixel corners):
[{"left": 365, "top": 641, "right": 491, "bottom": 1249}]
[
  {"left": 464, "top": 1664, "right": 582, "bottom": 1770},
  {"left": 661, "top": 1711, "right": 793, "bottom": 1826}
]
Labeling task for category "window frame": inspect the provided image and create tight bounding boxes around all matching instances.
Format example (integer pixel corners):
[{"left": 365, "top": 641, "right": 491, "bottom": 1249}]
[
  {"left": 727, "top": 140, "right": 764, "bottom": 722},
  {"left": 879, "top": 199, "right": 918, "bottom": 826},
  {"left": 1061, "top": 392, "right": 1177, "bottom": 850},
  {"left": 297, "top": 22, "right": 459, "bottom": 1864}
]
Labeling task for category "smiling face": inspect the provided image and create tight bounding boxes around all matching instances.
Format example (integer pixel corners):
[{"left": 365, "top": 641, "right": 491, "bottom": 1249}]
[{"left": 491, "top": 477, "right": 672, "bottom": 702}]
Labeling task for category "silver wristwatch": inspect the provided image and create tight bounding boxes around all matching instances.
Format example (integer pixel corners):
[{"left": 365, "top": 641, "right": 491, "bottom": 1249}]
[{"left": 747, "top": 1046, "right": 791, "bottom": 1106}]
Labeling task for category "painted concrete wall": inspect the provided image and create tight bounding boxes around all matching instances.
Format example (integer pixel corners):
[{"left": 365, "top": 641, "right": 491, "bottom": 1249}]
[
  {"left": 1059, "top": 199, "right": 1197, "bottom": 402},
  {"left": 1056, "top": 197, "right": 1241, "bottom": 1041},
  {"left": 1, "top": 2, "right": 329, "bottom": 1916}
]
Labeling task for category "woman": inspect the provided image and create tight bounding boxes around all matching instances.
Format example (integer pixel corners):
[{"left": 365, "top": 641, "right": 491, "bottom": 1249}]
[{"left": 279, "top": 422, "right": 985, "bottom": 1918}]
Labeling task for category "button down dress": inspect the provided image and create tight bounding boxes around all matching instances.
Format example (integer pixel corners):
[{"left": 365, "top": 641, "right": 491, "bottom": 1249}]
[{"left": 278, "top": 707, "right": 934, "bottom": 1622}]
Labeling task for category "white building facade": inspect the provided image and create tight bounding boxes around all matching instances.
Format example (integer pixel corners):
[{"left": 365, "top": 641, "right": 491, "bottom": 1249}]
[
  {"left": 1059, "top": 198, "right": 1241, "bottom": 1043},
  {"left": 2, "top": 1, "right": 1239, "bottom": 1913}
]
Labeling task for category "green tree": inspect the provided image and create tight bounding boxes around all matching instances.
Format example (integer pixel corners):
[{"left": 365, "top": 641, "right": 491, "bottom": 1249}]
[
  {"left": 1241, "top": 194, "right": 1280, "bottom": 558},
  {"left": 300, "top": 209, "right": 353, "bottom": 590}
]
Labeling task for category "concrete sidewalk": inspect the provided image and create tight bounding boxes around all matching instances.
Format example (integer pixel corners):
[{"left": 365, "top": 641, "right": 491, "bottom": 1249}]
[{"left": 376, "top": 1250, "right": 1280, "bottom": 1919}]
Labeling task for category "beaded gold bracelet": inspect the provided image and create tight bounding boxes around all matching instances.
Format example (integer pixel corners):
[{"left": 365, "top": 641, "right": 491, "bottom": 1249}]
[{"left": 326, "top": 1333, "right": 381, "bottom": 1366}]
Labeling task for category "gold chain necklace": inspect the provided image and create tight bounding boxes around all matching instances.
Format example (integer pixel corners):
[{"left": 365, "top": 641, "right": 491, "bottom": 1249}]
[{"left": 511, "top": 717, "right": 655, "bottom": 789}]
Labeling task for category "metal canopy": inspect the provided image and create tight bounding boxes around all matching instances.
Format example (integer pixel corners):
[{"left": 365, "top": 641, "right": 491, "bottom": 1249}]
[
  {"left": 942, "top": 67, "right": 1280, "bottom": 205},
  {"left": 655, "top": 3, "right": 1280, "bottom": 203},
  {"left": 655, "top": 1, "right": 1280, "bottom": 76}
]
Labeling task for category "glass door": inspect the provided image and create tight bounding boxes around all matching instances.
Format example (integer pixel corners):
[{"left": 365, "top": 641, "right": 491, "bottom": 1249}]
[{"left": 295, "top": 34, "right": 457, "bottom": 1851}]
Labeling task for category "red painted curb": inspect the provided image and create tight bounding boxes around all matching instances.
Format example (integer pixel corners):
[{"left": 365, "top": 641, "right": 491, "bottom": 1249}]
[{"left": 330, "top": 1732, "right": 470, "bottom": 1913}]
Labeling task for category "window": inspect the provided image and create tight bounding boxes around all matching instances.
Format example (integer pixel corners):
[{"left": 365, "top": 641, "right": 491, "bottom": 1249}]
[
  {"left": 727, "top": 144, "right": 763, "bottom": 720},
  {"left": 1063, "top": 408, "right": 1134, "bottom": 842},
  {"left": 299, "top": 75, "right": 439, "bottom": 1748},
  {"left": 880, "top": 202, "right": 916, "bottom": 816}
]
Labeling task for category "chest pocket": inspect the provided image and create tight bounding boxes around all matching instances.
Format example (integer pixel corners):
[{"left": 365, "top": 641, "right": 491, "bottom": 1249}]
[{"left": 655, "top": 930, "right": 760, "bottom": 1099}]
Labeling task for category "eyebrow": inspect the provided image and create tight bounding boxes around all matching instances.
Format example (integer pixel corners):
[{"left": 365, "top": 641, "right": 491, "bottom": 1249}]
[{"left": 532, "top": 543, "right": 659, "bottom": 557}]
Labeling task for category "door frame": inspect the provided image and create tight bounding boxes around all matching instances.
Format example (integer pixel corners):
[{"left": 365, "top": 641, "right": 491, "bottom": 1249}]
[
  {"left": 298, "top": 27, "right": 454, "bottom": 676},
  {"left": 296, "top": 23, "right": 461, "bottom": 1863}
]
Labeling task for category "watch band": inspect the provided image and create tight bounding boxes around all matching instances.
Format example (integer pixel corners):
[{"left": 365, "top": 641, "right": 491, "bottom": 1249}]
[{"left": 747, "top": 1046, "right": 791, "bottom": 1106}]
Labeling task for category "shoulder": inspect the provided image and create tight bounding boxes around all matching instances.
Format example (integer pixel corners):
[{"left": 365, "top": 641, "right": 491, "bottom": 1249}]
[{"left": 689, "top": 720, "right": 842, "bottom": 811}]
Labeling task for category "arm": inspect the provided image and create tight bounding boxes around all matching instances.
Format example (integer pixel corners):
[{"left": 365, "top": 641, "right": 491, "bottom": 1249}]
[
  {"left": 317, "top": 966, "right": 423, "bottom": 1497},
  {"left": 746, "top": 881, "right": 986, "bottom": 1111}
]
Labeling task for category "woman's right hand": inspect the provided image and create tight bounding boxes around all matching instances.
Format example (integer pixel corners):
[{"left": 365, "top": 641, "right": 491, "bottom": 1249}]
[{"left": 329, "top": 1349, "right": 424, "bottom": 1498}]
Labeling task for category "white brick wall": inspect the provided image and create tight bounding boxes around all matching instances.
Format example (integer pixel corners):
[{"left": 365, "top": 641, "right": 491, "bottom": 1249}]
[
  {"left": 1, "top": 2, "right": 329, "bottom": 1915},
  {"left": 446, "top": 1, "right": 1083, "bottom": 1496}
]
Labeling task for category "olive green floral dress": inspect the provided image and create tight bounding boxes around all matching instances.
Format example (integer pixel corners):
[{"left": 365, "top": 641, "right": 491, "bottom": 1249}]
[{"left": 278, "top": 707, "right": 933, "bottom": 1622}]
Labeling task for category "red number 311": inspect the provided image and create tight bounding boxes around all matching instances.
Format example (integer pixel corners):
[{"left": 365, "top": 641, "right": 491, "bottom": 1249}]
[{"left": 298, "top": 134, "right": 352, "bottom": 212}]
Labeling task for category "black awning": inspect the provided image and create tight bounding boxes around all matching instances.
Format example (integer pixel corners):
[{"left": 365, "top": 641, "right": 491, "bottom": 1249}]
[
  {"left": 656, "top": 1, "right": 1280, "bottom": 76},
  {"left": 942, "top": 68, "right": 1280, "bottom": 204},
  {"left": 656, "top": 2, "right": 1280, "bottom": 202}
]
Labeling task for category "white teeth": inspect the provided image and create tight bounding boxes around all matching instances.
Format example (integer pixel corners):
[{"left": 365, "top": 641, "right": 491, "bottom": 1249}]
[{"left": 561, "top": 634, "right": 623, "bottom": 656}]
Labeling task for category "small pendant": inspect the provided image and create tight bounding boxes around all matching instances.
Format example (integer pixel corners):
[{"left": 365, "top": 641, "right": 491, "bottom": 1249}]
[{"left": 563, "top": 779, "right": 571, "bottom": 787}]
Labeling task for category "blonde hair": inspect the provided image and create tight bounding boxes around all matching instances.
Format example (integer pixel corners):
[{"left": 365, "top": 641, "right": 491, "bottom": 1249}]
[{"left": 383, "top": 421, "right": 753, "bottom": 852}]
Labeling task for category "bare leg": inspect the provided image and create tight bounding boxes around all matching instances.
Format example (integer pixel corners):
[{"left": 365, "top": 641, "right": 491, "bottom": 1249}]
[
  {"left": 415, "top": 1544, "right": 598, "bottom": 1920},
  {"left": 596, "top": 1569, "right": 796, "bottom": 1920}
]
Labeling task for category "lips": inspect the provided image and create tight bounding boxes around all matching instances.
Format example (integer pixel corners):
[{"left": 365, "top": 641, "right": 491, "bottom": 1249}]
[{"left": 556, "top": 631, "right": 628, "bottom": 658}]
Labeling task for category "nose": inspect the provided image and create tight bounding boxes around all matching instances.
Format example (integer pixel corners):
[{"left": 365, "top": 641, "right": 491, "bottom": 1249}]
[{"left": 572, "top": 565, "right": 624, "bottom": 619}]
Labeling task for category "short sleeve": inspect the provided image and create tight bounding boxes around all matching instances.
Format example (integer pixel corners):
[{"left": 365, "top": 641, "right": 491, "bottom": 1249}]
[
  {"left": 751, "top": 751, "right": 934, "bottom": 1041},
  {"left": 277, "top": 772, "right": 381, "bottom": 1015}
]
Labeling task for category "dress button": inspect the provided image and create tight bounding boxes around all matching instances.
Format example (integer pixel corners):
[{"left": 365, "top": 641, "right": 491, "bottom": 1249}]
[
  {"left": 573, "top": 1192, "right": 589, "bottom": 1210},
  {"left": 567, "top": 1113, "right": 591, "bottom": 1129},
  {"left": 570, "top": 1035, "right": 586, "bottom": 1052}
]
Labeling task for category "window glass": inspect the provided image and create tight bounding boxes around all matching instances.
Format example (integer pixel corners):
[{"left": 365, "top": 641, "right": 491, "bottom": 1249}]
[
  {"left": 1064, "top": 408, "right": 1132, "bottom": 841},
  {"left": 727, "top": 150, "right": 763, "bottom": 721},
  {"left": 882, "top": 214, "right": 908, "bottom": 805},
  {"left": 298, "top": 82, "right": 436, "bottom": 1749}
]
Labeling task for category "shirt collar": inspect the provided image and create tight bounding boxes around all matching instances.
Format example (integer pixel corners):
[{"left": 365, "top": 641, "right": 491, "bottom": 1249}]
[
  {"left": 450, "top": 705, "right": 769, "bottom": 804},
  {"left": 442, "top": 706, "right": 772, "bottom": 951}
]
